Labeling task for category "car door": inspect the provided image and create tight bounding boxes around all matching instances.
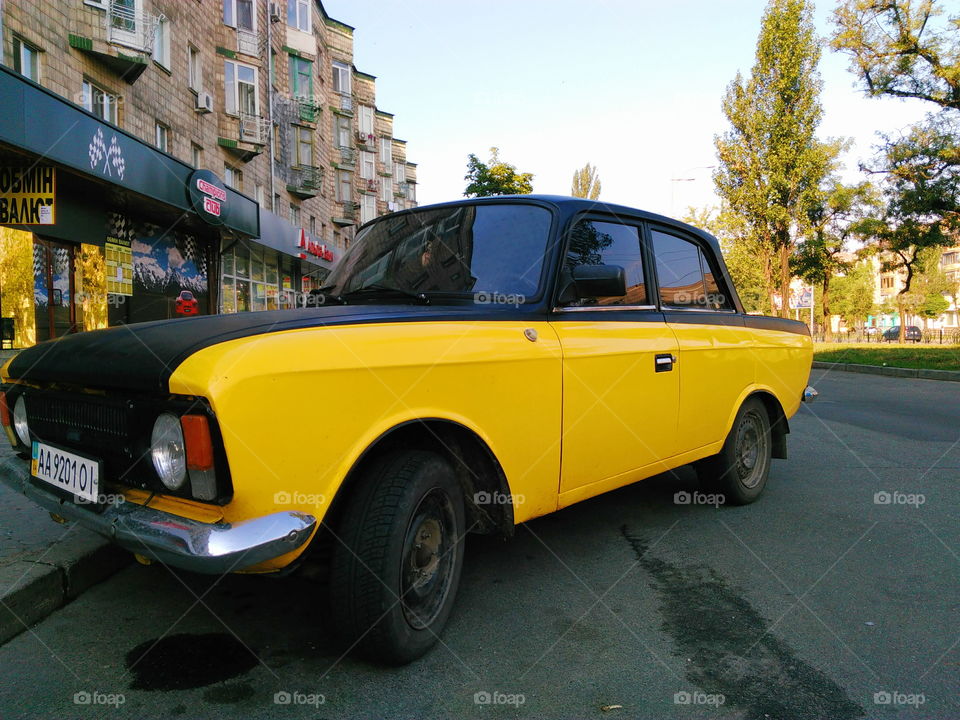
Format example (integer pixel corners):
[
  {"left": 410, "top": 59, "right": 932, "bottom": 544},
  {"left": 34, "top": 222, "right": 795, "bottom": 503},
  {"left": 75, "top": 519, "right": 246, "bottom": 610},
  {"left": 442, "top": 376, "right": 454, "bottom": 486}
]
[
  {"left": 650, "top": 226, "right": 754, "bottom": 454},
  {"left": 550, "top": 216, "right": 680, "bottom": 500}
]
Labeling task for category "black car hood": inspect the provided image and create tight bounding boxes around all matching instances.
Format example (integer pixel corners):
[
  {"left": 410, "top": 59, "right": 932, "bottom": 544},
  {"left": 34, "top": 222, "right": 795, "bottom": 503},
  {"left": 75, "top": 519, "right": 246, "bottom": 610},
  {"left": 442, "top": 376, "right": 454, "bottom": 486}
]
[{"left": 4, "top": 304, "right": 522, "bottom": 393}]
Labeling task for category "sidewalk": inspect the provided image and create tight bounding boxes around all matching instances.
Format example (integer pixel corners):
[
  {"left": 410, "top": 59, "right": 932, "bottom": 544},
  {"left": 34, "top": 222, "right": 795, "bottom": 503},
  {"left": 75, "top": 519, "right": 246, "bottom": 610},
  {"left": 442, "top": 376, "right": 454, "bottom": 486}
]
[{"left": 0, "top": 445, "right": 129, "bottom": 645}]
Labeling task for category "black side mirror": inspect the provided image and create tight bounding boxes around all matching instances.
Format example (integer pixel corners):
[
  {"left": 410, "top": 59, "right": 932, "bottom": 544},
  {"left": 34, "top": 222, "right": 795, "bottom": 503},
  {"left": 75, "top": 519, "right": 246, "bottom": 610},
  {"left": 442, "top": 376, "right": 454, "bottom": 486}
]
[{"left": 572, "top": 264, "right": 626, "bottom": 299}]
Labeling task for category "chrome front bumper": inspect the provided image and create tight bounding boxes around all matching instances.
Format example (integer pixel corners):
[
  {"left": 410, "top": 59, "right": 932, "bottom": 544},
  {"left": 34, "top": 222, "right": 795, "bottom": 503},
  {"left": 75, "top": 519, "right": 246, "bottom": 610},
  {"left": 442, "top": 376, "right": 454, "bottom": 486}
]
[
  {"left": 0, "top": 455, "right": 316, "bottom": 574},
  {"left": 802, "top": 385, "right": 818, "bottom": 403}
]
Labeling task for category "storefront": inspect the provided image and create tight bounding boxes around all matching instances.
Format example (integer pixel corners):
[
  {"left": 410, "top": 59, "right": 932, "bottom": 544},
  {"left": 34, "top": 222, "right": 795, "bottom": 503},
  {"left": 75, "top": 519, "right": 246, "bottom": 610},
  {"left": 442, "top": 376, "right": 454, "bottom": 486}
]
[{"left": 0, "top": 66, "right": 259, "bottom": 349}]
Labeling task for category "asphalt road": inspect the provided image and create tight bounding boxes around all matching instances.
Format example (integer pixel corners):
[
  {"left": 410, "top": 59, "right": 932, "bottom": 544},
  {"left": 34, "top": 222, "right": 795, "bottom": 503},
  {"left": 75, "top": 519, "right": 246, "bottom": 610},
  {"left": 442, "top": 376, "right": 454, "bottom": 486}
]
[{"left": 0, "top": 371, "right": 957, "bottom": 720}]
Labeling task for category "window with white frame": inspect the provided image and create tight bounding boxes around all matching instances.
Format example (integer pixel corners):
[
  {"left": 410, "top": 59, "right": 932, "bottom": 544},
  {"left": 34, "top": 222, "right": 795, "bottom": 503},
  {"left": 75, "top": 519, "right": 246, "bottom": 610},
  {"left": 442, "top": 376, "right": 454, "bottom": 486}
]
[
  {"left": 394, "top": 162, "right": 406, "bottom": 182},
  {"left": 155, "top": 122, "right": 169, "bottom": 151},
  {"left": 360, "top": 151, "right": 375, "bottom": 180},
  {"left": 225, "top": 165, "right": 243, "bottom": 190},
  {"left": 360, "top": 194, "right": 376, "bottom": 224},
  {"left": 289, "top": 202, "right": 301, "bottom": 227},
  {"left": 407, "top": 182, "right": 416, "bottom": 203},
  {"left": 337, "top": 170, "right": 352, "bottom": 203},
  {"left": 82, "top": 80, "right": 118, "bottom": 124},
  {"left": 332, "top": 61, "right": 350, "bottom": 95},
  {"left": 380, "top": 176, "right": 392, "bottom": 203},
  {"left": 187, "top": 45, "right": 202, "bottom": 91},
  {"left": 13, "top": 37, "right": 40, "bottom": 83},
  {"left": 287, "top": 0, "right": 310, "bottom": 32},
  {"left": 223, "top": 0, "right": 255, "bottom": 31},
  {"left": 152, "top": 16, "right": 170, "bottom": 69},
  {"left": 334, "top": 115, "right": 351, "bottom": 148},
  {"left": 224, "top": 60, "right": 259, "bottom": 116},
  {"left": 191, "top": 143, "right": 202, "bottom": 167},
  {"left": 359, "top": 105, "right": 374, "bottom": 136},
  {"left": 379, "top": 137, "right": 392, "bottom": 168}
]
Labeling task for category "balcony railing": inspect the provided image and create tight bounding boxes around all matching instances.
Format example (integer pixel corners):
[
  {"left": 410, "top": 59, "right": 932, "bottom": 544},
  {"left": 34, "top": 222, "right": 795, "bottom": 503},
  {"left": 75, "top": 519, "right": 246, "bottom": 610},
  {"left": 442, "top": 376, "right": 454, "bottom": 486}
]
[
  {"left": 237, "top": 28, "right": 258, "bottom": 57},
  {"left": 340, "top": 202, "right": 357, "bottom": 220},
  {"left": 339, "top": 146, "right": 356, "bottom": 166},
  {"left": 291, "top": 165, "right": 324, "bottom": 193},
  {"left": 296, "top": 97, "right": 320, "bottom": 123},
  {"left": 339, "top": 93, "right": 353, "bottom": 113},
  {"left": 238, "top": 112, "right": 270, "bottom": 145},
  {"left": 107, "top": 0, "right": 161, "bottom": 52}
]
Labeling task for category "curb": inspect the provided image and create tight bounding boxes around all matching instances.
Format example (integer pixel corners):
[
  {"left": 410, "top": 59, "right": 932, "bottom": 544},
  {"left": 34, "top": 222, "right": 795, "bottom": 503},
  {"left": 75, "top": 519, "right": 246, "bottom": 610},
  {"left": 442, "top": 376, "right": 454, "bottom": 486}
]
[
  {"left": 0, "top": 527, "right": 130, "bottom": 647},
  {"left": 812, "top": 361, "right": 960, "bottom": 382}
]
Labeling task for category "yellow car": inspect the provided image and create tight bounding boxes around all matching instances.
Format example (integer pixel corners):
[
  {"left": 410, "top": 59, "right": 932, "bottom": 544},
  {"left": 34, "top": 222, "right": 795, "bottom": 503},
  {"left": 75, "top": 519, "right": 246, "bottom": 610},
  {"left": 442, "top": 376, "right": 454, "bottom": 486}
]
[{"left": 0, "top": 196, "right": 815, "bottom": 664}]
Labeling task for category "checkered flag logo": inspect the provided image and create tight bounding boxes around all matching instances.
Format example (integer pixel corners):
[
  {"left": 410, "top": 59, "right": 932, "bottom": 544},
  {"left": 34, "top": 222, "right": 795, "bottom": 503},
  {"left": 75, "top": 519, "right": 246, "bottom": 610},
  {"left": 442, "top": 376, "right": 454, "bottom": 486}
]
[
  {"left": 108, "top": 136, "right": 125, "bottom": 180},
  {"left": 89, "top": 128, "right": 106, "bottom": 170}
]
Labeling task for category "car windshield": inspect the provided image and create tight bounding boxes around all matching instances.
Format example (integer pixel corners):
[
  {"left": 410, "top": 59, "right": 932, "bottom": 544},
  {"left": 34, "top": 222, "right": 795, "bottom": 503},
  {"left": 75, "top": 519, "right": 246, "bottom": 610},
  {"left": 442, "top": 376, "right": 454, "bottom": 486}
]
[
  {"left": 321, "top": 203, "right": 553, "bottom": 301},
  {"left": 180, "top": 291, "right": 194, "bottom": 300}
]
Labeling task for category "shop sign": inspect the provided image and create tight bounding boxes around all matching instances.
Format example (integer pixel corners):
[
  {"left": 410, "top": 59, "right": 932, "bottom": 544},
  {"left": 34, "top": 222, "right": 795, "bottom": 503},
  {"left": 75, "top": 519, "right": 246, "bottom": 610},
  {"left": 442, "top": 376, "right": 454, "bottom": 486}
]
[
  {"left": 297, "top": 229, "right": 334, "bottom": 262},
  {"left": 186, "top": 169, "right": 227, "bottom": 226},
  {"left": 0, "top": 166, "right": 55, "bottom": 225},
  {"left": 105, "top": 236, "right": 133, "bottom": 296}
]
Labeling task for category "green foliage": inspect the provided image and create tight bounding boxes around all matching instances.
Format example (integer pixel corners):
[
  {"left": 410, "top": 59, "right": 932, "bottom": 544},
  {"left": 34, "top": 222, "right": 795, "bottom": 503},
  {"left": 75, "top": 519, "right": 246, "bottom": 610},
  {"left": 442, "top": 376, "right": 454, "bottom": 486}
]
[
  {"left": 571, "top": 163, "right": 601, "bottom": 199},
  {"left": 830, "top": 260, "right": 877, "bottom": 329},
  {"left": 463, "top": 147, "right": 534, "bottom": 197},
  {"left": 714, "top": 0, "right": 839, "bottom": 317}
]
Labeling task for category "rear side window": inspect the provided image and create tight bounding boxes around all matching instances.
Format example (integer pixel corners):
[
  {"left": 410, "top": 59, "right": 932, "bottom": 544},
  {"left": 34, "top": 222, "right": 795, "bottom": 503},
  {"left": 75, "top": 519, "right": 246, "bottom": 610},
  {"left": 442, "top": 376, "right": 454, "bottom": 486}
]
[
  {"left": 652, "top": 230, "right": 730, "bottom": 310},
  {"left": 565, "top": 219, "right": 646, "bottom": 306}
]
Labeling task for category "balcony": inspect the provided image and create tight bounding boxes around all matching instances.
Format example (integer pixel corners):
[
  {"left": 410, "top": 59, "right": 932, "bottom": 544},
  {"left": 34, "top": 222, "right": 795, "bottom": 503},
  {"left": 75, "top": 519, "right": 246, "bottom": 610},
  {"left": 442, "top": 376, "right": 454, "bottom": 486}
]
[
  {"left": 296, "top": 97, "right": 320, "bottom": 123},
  {"left": 237, "top": 28, "right": 259, "bottom": 57},
  {"left": 106, "top": 0, "right": 161, "bottom": 52},
  {"left": 338, "top": 146, "right": 356, "bottom": 166},
  {"left": 288, "top": 165, "right": 324, "bottom": 198},
  {"left": 333, "top": 202, "right": 357, "bottom": 226},
  {"left": 239, "top": 112, "right": 270, "bottom": 145},
  {"left": 339, "top": 93, "right": 353, "bottom": 113}
]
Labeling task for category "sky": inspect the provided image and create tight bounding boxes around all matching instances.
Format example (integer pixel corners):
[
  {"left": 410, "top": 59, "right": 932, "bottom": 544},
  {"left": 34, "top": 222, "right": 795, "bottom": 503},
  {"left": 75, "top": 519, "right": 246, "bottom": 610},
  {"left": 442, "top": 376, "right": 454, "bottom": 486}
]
[{"left": 322, "top": 0, "right": 933, "bottom": 218}]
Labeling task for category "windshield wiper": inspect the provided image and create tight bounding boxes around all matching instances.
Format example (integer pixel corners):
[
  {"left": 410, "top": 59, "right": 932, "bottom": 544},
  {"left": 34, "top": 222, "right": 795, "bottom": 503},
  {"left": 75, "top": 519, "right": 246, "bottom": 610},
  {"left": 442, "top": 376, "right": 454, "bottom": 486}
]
[{"left": 337, "top": 284, "right": 431, "bottom": 305}]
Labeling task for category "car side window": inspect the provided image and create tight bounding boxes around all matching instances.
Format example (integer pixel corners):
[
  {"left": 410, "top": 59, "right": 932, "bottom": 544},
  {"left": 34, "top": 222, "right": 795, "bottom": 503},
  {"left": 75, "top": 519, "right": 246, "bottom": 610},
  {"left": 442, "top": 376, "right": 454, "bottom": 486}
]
[
  {"left": 652, "top": 229, "right": 730, "bottom": 310},
  {"left": 564, "top": 219, "right": 646, "bottom": 306}
]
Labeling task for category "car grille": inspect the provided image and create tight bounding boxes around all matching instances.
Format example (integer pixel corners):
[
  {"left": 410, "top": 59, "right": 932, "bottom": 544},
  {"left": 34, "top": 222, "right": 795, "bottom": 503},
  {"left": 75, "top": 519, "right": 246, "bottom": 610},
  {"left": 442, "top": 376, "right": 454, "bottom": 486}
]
[{"left": 26, "top": 394, "right": 129, "bottom": 441}]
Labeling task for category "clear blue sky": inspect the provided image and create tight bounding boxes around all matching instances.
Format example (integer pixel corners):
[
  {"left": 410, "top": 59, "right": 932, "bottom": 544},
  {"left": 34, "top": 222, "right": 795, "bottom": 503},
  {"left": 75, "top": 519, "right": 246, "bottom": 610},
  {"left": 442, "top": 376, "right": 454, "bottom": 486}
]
[{"left": 322, "top": 0, "right": 931, "bottom": 216}]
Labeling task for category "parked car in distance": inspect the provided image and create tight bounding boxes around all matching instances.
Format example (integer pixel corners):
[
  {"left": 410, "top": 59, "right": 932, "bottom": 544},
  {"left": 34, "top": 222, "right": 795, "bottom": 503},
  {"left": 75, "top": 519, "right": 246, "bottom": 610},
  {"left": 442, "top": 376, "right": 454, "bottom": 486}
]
[
  {"left": 883, "top": 325, "right": 922, "bottom": 342},
  {"left": 0, "top": 196, "right": 815, "bottom": 665},
  {"left": 174, "top": 290, "right": 199, "bottom": 316}
]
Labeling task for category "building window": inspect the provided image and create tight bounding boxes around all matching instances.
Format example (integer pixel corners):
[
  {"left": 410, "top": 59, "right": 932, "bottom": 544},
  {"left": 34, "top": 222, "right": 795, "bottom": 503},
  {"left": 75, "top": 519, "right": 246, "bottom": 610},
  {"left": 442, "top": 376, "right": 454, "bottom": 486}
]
[
  {"left": 379, "top": 137, "right": 392, "bottom": 169},
  {"left": 223, "top": 0, "right": 255, "bottom": 31},
  {"left": 309, "top": 215, "right": 316, "bottom": 234},
  {"left": 359, "top": 105, "right": 374, "bottom": 136},
  {"left": 188, "top": 45, "right": 202, "bottom": 91},
  {"left": 407, "top": 182, "right": 416, "bottom": 203},
  {"left": 287, "top": 0, "right": 310, "bottom": 32},
  {"left": 337, "top": 170, "right": 352, "bottom": 203},
  {"left": 191, "top": 143, "right": 202, "bottom": 167},
  {"left": 360, "top": 151, "right": 375, "bottom": 180},
  {"left": 82, "top": 80, "right": 118, "bottom": 124},
  {"left": 13, "top": 37, "right": 40, "bottom": 83},
  {"left": 289, "top": 55, "right": 313, "bottom": 99},
  {"left": 332, "top": 61, "right": 350, "bottom": 95},
  {"left": 154, "top": 122, "right": 169, "bottom": 151},
  {"left": 224, "top": 60, "right": 259, "bottom": 116},
  {"left": 224, "top": 165, "right": 242, "bottom": 190},
  {"left": 334, "top": 115, "right": 351, "bottom": 148},
  {"left": 289, "top": 202, "right": 301, "bottom": 227},
  {"left": 152, "top": 16, "right": 171, "bottom": 69},
  {"left": 294, "top": 126, "right": 314, "bottom": 166},
  {"left": 360, "top": 194, "right": 376, "bottom": 224},
  {"left": 255, "top": 183, "right": 264, "bottom": 206},
  {"left": 380, "top": 176, "right": 392, "bottom": 203},
  {"left": 394, "top": 162, "right": 406, "bottom": 183}
]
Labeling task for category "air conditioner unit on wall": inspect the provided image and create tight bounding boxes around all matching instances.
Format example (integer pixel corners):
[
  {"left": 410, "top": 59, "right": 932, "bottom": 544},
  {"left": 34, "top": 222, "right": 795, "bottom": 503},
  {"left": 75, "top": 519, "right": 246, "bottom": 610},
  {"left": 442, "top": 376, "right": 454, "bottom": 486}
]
[
  {"left": 195, "top": 91, "right": 213, "bottom": 114},
  {"left": 269, "top": 2, "right": 282, "bottom": 23}
]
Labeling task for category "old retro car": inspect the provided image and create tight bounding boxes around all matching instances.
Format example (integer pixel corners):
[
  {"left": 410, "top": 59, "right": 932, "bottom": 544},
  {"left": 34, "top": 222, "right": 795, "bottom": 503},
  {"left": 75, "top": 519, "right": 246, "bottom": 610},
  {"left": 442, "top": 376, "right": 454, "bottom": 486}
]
[{"left": 0, "top": 196, "right": 815, "bottom": 664}]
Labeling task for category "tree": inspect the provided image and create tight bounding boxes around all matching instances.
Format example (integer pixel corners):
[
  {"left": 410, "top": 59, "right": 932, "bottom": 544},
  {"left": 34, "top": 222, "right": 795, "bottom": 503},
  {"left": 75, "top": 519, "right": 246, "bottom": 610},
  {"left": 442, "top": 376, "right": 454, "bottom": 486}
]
[
  {"left": 792, "top": 180, "right": 878, "bottom": 339},
  {"left": 463, "top": 147, "right": 534, "bottom": 197},
  {"left": 715, "top": 0, "right": 839, "bottom": 318},
  {"left": 830, "top": 259, "right": 878, "bottom": 330},
  {"left": 571, "top": 163, "right": 601, "bottom": 199},
  {"left": 831, "top": 0, "right": 959, "bottom": 109},
  {"left": 911, "top": 246, "right": 953, "bottom": 327}
]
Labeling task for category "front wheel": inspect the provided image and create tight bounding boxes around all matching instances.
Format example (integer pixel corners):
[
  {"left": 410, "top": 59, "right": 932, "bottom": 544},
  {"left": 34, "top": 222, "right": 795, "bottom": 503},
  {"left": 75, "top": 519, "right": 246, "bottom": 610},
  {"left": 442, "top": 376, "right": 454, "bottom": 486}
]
[
  {"left": 696, "top": 397, "right": 772, "bottom": 505},
  {"left": 327, "top": 450, "right": 465, "bottom": 665}
]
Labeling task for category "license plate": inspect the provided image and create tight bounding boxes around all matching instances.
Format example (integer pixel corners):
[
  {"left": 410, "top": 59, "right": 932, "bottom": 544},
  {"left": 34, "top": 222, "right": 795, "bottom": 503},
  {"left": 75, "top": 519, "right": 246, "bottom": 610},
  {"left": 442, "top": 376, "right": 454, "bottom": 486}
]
[{"left": 31, "top": 441, "right": 101, "bottom": 505}]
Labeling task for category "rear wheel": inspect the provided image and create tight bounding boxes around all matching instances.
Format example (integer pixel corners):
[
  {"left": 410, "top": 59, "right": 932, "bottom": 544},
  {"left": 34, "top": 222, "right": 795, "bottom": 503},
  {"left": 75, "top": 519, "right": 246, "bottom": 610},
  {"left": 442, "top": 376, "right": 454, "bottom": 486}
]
[
  {"left": 696, "top": 397, "right": 772, "bottom": 505},
  {"left": 327, "top": 450, "right": 465, "bottom": 665}
]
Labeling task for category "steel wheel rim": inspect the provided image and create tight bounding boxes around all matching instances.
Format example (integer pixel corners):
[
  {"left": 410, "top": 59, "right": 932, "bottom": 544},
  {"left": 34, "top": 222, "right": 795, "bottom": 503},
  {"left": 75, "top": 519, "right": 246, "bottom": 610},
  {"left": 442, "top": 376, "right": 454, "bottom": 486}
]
[
  {"left": 735, "top": 411, "right": 767, "bottom": 489},
  {"left": 400, "top": 488, "right": 457, "bottom": 630}
]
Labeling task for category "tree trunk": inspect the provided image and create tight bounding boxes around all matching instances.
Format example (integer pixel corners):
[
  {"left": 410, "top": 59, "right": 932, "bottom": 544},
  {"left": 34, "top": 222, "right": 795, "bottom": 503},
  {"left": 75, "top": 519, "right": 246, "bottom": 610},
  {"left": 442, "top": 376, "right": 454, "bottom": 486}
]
[
  {"left": 822, "top": 276, "right": 832, "bottom": 342},
  {"left": 897, "top": 296, "right": 906, "bottom": 343},
  {"left": 779, "top": 244, "right": 791, "bottom": 319}
]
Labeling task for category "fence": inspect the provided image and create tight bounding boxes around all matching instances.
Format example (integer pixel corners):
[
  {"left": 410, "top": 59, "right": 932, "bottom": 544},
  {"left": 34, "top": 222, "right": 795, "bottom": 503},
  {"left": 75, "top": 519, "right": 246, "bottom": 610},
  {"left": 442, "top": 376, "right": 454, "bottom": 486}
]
[{"left": 814, "top": 328, "right": 960, "bottom": 344}]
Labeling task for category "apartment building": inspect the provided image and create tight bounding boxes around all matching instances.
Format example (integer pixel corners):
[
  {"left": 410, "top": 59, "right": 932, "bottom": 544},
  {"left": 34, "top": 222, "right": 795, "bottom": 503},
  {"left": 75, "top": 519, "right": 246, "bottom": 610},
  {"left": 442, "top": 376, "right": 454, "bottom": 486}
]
[
  {"left": 869, "top": 247, "right": 960, "bottom": 330},
  {"left": 0, "top": 0, "right": 418, "bottom": 349}
]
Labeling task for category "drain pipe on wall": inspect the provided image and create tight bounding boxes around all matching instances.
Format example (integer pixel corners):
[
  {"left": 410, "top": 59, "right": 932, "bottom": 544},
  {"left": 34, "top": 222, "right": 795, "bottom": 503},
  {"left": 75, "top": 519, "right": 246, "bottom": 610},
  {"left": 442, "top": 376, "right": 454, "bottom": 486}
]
[{"left": 266, "top": 6, "right": 276, "bottom": 213}]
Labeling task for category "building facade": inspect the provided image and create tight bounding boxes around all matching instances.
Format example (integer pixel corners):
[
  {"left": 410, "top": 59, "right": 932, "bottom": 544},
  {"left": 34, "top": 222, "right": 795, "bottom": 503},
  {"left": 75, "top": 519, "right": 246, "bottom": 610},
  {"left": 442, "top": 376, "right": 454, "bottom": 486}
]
[{"left": 0, "top": 0, "right": 418, "bottom": 349}]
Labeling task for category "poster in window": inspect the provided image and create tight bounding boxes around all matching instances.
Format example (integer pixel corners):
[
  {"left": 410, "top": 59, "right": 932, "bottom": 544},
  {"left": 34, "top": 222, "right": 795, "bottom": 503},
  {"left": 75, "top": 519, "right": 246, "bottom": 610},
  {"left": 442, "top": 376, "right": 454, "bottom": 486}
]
[
  {"left": 105, "top": 236, "right": 133, "bottom": 296},
  {"left": 131, "top": 224, "right": 209, "bottom": 322}
]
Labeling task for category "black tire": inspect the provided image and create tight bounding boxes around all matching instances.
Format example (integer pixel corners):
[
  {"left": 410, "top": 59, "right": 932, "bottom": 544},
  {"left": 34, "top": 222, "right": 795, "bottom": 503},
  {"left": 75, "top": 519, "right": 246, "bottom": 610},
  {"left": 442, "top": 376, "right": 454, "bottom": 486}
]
[
  {"left": 327, "top": 450, "right": 465, "bottom": 665},
  {"left": 696, "top": 397, "right": 772, "bottom": 505}
]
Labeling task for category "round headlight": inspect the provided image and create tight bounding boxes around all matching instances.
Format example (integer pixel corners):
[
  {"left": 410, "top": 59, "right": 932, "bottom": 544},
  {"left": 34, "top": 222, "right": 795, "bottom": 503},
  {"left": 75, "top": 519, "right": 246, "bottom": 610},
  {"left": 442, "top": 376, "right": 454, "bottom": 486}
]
[
  {"left": 151, "top": 413, "right": 186, "bottom": 491},
  {"left": 13, "top": 396, "right": 30, "bottom": 447}
]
